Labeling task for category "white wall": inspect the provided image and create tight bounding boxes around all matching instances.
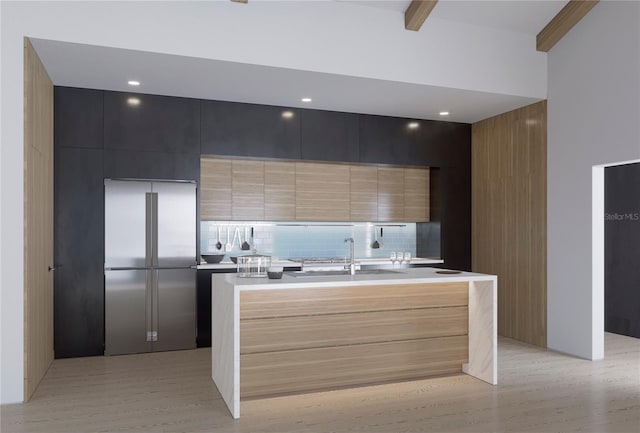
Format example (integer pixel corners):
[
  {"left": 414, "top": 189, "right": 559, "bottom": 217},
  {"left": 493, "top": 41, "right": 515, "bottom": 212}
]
[
  {"left": 547, "top": 0, "right": 640, "bottom": 359},
  {"left": 0, "top": 1, "right": 547, "bottom": 404}
]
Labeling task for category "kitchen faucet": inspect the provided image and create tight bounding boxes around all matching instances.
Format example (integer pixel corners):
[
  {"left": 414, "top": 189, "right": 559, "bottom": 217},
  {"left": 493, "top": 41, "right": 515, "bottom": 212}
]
[{"left": 344, "top": 237, "right": 356, "bottom": 275}]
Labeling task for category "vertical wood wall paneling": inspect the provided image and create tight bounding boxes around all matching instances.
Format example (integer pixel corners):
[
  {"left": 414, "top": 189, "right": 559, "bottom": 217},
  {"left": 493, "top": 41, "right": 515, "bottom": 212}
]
[
  {"left": 378, "top": 167, "right": 405, "bottom": 221},
  {"left": 23, "top": 38, "right": 55, "bottom": 401},
  {"left": 200, "top": 158, "right": 232, "bottom": 220},
  {"left": 350, "top": 165, "right": 378, "bottom": 221},
  {"left": 264, "top": 161, "right": 296, "bottom": 220},
  {"left": 471, "top": 100, "right": 547, "bottom": 347},
  {"left": 404, "top": 167, "right": 430, "bottom": 222},
  {"left": 231, "top": 160, "right": 264, "bottom": 220}
]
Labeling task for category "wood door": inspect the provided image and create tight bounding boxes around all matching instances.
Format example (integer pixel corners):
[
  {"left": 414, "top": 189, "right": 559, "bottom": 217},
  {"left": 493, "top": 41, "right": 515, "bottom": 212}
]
[
  {"left": 264, "top": 161, "right": 295, "bottom": 220},
  {"left": 377, "top": 167, "right": 404, "bottom": 221},
  {"left": 404, "top": 167, "right": 430, "bottom": 222},
  {"left": 350, "top": 165, "right": 377, "bottom": 221},
  {"left": 200, "top": 158, "right": 232, "bottom": 220},
  {"left": 23, "top": 38, "right": 54, "bottom": 401},
  {"left": 232, "top": 160, "right": 264, "bottom": 220},
  {"left": 295, "top": 162, "right": 349, "bottom": 221}
]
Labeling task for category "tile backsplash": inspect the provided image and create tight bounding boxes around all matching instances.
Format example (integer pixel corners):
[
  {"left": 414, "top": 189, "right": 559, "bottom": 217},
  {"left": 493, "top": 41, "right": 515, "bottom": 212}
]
[{"left": 200, "top": 221, "right": 426, "bottom": 260}]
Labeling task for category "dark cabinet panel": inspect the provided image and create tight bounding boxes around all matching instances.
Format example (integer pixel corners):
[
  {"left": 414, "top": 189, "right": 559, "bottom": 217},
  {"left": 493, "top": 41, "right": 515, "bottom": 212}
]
[
  {"left": 104, "top": 92, "right": 200, "bottom": 154},
  {"left": 104, "top": 149, "right": 199, "bottom": 182},
  {"left": 197, "top": 270, "right": 214, "bottom": 347},
  {"left": 201, "top": 101, "right": 301, "bottom": 159},
  {"left": 300, "top": 110, "right": 359, "bottom": 162},
  {"left": 408, "top": 120, "right": 471, "bottom": 167},
  {"left": 359, "top": 115, "right": 413, "bottom": 165},
  {"left": 439, "top": 166, "right": 471, "bottom": 271},
  {"left": 54, "top": 87, "right": 103, "bottom": 149},
  {"left": 54, "top": 147, "right": 104, "bottom": 358}
]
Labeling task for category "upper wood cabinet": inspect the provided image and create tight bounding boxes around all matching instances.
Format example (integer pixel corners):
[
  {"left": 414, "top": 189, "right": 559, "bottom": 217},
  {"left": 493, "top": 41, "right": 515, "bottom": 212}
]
[
  {"left": 404, "top": 168, "right": 430, "bottom": 222},
  {"left": 295, "top": 162, "right": 350, "bottom": 221},
  {"left": 378, "top": 167, "right": 405, "bottom": 221},
  {"left": 232, "top": 160, "right": 264, "bottom": 220},
  {"left": 264, "top": 161, "right": 295, "bottom": 220},
  {"left": 200, "top": 158, "right": 232, "bottom": 220},
  {"left": 200, "top": 158, "right": 430, "bottom": 222},
  {"left": 350, "top": 166, "right": 378, "bottom": 221}
]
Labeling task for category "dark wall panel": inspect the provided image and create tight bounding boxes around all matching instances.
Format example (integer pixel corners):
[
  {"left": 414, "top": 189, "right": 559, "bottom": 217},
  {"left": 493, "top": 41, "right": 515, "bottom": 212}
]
[
  {"left": 300, "top": 109, "right": 359, "bottom": 162},
  {"left": 201, "top": 100, "right": 301, "bottom": 158},
  {"left": 54, "top": 147, "right": 104, "bottom": 358},
  {"left": 104, "top": 92, "right": 200, "bottom": 154},
  {"left": 605, "top": 163, "right": 640, "bottom": 338},
  {"left": 54, "top": 87, "right": 103, "bottom": 149}
]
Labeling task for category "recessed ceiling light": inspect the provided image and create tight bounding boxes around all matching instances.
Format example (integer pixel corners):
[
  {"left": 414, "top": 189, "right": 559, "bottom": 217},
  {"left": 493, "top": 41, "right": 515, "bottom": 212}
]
[
  {"left": 127, "top": 97, "right": 141, "bottom": 106},
  {"left": 282, "top": 111, "right": 294, "bottom": 119},
  {"left": 439, "top": 111, "right": 450, "bottom": 116},
  {"left": 301, "top": 97, "right": 312, "bottom": 103},
  {"left": 127, "top": 80, "right": 140, "bottom": 86},
  {"left": 408, "top": 122, "right": 419, "bottom": 129}
]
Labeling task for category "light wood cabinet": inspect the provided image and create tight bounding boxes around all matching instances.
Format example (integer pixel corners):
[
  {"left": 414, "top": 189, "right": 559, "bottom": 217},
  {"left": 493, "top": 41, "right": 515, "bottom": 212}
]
[
  {"left": 350, "top": 165, "right": 378, "bottom": 221},
  {"left": 378, "top": 167, "right": 405, "bottom": 221},
  {"left": 295, "top": 162, "right": 350, "bottom": 221},
  {"left": 201, "top": 157, "right": 430, "bottom": 222},
  {"left": 232, "top": 160, "right": 264, "bottom": 220},
  {"left": 200, "top": 158, "right": 232, "bottom": 220},
  {"left": 264, "top": 161, "right": 295, "bottom": 220},
  {"left": 404, "top": 167, "right": 430, "bottom": 222}
]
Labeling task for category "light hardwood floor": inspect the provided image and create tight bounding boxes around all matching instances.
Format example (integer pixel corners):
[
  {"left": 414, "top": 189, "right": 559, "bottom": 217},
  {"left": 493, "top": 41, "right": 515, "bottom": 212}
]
[{"left": 2, "top": 333, "right": 638, "bottom": 433}]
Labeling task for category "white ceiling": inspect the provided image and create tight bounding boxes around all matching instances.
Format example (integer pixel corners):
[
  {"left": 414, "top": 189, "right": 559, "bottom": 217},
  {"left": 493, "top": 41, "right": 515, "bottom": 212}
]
[
  {"left": 345, "top": 0, "right": 568, "bottom": 35},
  {"left": 31, "top": 0, "right": 567, "bottom": 124}
]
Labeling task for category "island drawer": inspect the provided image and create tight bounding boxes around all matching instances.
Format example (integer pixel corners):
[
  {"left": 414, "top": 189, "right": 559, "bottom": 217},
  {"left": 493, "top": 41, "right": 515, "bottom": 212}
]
[
  {"left": 240, "top": 335, "right": 468, "bottom": 398},
  {"left": 240, "top": 306, "right": 468, "bottom": 354},
  {"left": 239, "top": 282, "right": 468, "bottom": 319}
]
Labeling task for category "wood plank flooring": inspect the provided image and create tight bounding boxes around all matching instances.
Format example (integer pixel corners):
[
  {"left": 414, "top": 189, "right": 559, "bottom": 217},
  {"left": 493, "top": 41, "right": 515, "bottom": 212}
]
[{"left": 2, "top": 333, "right": 638, "bottom": 433}]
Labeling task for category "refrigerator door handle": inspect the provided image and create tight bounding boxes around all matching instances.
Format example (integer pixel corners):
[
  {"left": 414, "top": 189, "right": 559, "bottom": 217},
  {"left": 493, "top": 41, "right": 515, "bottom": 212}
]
[
  {"left": 145, "top": 270, "right": 154, "bottom": 342},
  {"left": 151, "top": 269, "right": 159, "bottom": 343},
  {"left": 145, "top": 192, "right": 159, "bottom": 268}
]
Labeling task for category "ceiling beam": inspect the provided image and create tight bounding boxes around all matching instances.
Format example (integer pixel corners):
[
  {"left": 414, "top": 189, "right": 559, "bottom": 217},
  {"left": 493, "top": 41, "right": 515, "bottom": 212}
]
[
  {"left": 405, "top": 1, "right": 439, "bottom": 32},
  {"left": 537, "top": 0, "right": 599, "bottom": 52}
]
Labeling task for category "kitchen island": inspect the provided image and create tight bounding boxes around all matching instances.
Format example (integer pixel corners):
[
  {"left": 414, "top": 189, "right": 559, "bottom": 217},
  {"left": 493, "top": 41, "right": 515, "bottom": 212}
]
[{"left": 211, "top": 268, "right": 497, "bottom": 418}]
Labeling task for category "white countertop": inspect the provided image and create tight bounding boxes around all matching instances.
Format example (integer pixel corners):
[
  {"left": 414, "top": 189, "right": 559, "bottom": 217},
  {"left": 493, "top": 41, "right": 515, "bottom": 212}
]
[
  {"left": 213, "top": 267, "right": 495, "bottom": 291},
  {"left": 197, "top": 257, "right": 442, "bottom": 270}
]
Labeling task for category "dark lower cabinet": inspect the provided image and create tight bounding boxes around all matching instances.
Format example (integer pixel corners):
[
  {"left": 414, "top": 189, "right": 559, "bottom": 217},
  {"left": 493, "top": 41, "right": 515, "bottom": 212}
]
[
  {"left": 605, "top": 163, "right": 640, "bottom": 338},
  {"left": 54, "top": 147, "right": 105, "bottom": 358},
  {"left": 197, "top": 270, "right": 217, "bottom": 348}
]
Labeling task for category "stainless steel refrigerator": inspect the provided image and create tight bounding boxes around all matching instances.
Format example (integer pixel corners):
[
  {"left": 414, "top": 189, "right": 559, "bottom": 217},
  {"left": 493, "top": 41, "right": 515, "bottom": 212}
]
[{"left": 104, "top": 179, "right": 197, "bottom": 356}]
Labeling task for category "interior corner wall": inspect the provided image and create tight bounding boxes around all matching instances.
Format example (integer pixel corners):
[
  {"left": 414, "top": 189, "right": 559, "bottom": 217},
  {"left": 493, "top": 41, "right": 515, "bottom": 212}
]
[{"left": 547, "top": 1, "right": 640, "bottom": 359}]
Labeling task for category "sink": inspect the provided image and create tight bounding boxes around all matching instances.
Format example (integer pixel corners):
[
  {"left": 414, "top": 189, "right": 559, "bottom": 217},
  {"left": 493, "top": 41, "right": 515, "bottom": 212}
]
[{"left": 287, "top": 269, "right": 403, "bottom": 278}]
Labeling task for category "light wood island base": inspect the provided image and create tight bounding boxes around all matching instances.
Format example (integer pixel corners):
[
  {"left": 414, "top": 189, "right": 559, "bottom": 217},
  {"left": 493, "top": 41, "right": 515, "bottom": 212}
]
[{"left": 212, "top": 268, "right": 497, "bottom": 418}]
